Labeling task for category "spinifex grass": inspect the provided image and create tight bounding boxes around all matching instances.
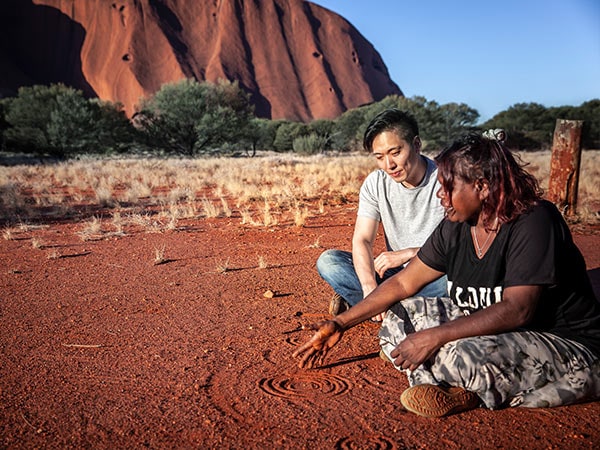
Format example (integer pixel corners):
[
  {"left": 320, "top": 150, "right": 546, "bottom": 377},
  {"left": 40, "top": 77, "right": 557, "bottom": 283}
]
[{"left": 1, "top": 151, "right": 598, "bottom": 233}]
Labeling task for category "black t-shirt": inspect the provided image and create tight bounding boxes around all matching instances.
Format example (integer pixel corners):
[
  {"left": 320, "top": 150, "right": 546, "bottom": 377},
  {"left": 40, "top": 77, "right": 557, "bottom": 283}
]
[{"left": 418, "top": 200, "right": 600, "bottom": 358}]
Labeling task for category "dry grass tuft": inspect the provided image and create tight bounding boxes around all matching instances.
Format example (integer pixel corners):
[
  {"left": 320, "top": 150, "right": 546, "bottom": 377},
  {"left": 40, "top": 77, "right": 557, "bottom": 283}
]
[
  {"left": 215, "top": 258, "right": 230, "bottom": 273},
  {"left": 307, "top": 235, "right": 324, "bottom": 249},
  {"left": 220, "top": 197, "right": 232, "bottom": 218},
  {"left": 257, "top": 255, "right": 268, "bottom": 269},
  {"left": 201, "top": 197, "right": 220, "bottom": 218},
  {"left": 2, "top": 228, "right": 14, "bottom": 240},
  {"left": 47, "top": 249, "right": 61, "bottom": 260},
  {"left": 260, "top": 200, "right": 277, "bottom": 227},
  {"left": 31, "top": 237, "right": 45, "bottom": 249},
  {"left": 77, "top": 216, "right": 103, "bottom": 241},
  {"left": 153, "top": 245, "right": 167, "bottom": 265},
  {"left": 292, "top": 202, "right": 309, "bottom": 227}
]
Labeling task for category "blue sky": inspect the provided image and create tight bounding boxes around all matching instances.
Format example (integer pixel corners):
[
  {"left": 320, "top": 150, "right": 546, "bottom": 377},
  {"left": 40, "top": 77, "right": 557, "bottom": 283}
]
[{"left": 310, "top": 0, "right": 600, "bottom": 123}]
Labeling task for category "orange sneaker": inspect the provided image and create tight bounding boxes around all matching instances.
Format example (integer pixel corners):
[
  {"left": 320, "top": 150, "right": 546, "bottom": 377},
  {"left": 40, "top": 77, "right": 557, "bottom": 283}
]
[
  {"left": 400, "top": 384, "right": 480, "bottom": 418},
  {"left": 379, "top": 349, "right": 392, "bottom": 363}
]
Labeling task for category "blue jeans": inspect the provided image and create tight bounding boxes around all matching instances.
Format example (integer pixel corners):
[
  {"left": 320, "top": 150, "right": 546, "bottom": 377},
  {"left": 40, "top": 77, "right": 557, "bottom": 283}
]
[{"left": 316, "top": 249, "right": 448, "bottom": 306}]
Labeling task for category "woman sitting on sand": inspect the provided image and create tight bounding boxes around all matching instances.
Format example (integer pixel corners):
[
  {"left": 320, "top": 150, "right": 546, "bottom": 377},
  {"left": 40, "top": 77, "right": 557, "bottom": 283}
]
[{"left": 293, "top": 133, "right": 600, "bottom": 417}]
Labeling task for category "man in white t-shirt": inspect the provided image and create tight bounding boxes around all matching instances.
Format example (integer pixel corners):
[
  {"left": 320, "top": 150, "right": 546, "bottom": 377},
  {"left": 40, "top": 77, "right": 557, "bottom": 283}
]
[{"left": 317, "top": 109, "right": 447, "bottom": 321}]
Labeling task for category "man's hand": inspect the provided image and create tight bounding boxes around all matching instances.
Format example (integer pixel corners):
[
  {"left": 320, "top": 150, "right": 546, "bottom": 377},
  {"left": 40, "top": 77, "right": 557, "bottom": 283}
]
[
  {"left": 374, "top": 249, "right": 415, "bottom": 278},
  {"left": 292, "top": 320, "right": 344, "bottom": 368}
]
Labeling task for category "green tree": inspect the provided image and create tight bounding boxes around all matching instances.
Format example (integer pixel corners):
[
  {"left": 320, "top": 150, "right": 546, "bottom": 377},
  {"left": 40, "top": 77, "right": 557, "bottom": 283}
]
[
  {"left": 483, "top": 103, "right": 554, "bottom": 149},
  {"left": 577, "top": 99, "right": 600, "bottom": 148},
  {"left": 2, "top": 83, "right": 135, "bottom": 156},
  {"left": 329, "top": 95, "right": 478, "bottom": 152},
  {"left": 136, "top": 78, "right": 255, "bottom": 155},
  {"left": 272, "top": 121, "right": 308, "bottom": 152},
  {"left": 374, "top": 96, "right": 478, "bottom": 150},
  {"left": 90, "top": 99, "right": 140, "bottom": 154},
  {"left": 3, "top": 84, "right": 67, "bottom": 154},
  {"left": 0, "top": 101, "right": 8, "bottom": 151},
  {"left": 197, "top": 79, "right": 256, "bottom": 153},
  {"left": 331, "top": 107, "right": 368, "bottom": 151},
  {"left": 484, "top": 100, "right": 600, "bottom": 150},
  {"left": 251, "top": 118, "right": 281, "bottom": 151},
  {"left": 308, "top": 119, "right": 334, "bottom": 138},
  {"left": 46, "top": 89, "right": 97, "bottom": 154},
  {"left": 307, "top": 119, "right": 335, "bottom": 151},
  {"left": 136, "top": 79, "right": 211, "bottom": 155},
  {"left": 433, "top": 102, "right": 480, "bottom": 147},
  {"left": 548, "top": 100, "right": 600, "bottom": 149}
]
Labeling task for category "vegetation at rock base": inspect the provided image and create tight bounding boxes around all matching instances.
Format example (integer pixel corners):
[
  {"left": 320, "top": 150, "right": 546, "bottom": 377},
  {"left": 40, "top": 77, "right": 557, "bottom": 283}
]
[
  {"left": 0, "top": 79, "right": 599, "bottom": 157},
  {"left": 1, "top": 84, "right": 137, "bottom": 157}
]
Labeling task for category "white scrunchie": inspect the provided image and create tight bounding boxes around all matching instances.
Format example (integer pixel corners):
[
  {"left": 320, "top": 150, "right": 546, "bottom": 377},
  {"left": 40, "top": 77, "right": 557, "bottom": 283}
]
[{"left": 482, "top": 128, "right": 506, "bottom": 142}]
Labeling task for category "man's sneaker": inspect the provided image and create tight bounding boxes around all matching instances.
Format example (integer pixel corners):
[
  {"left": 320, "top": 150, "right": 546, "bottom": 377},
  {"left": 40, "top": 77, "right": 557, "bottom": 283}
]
[
  {"left": 400, "top": 384, "right": 480, "bottom": 418},
  {"left": 328, "top": 293, "right": 349, "bottom": 316}
]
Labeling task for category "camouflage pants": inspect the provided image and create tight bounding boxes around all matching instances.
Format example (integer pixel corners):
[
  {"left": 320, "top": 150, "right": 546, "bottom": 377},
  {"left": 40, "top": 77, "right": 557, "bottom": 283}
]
[{"left": 379, "top": 296, "right": 600, "bottom": 409}]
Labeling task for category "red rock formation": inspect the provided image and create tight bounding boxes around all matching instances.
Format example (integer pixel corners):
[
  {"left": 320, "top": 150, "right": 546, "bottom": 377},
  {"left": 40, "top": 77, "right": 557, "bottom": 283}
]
[{"left": 0, "top": 0, "right": 402, "bottom": 121}]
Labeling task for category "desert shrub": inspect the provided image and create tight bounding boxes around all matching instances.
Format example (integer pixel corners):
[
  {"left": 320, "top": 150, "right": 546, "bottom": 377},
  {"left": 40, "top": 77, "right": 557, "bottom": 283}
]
[
  {"left": 560, "top": 100, "right": 600, "bottom": 149},
  {"left": 135, "top": 78, "right": 255, "bottom": 155},
  {"left": 0, "top": 102, "right": 8, "bottom": 152},
  {"left": 272, "top": 121, "right": 308, "bottom": 152},
  {"left": 90, "top": 99, "right": 140, "bottom": 154},
  {"left": 329, "top": 95, "right": 479, "bottom": 152},
  {"left": 483, "top": 100, "right": 600, "bottom": 151},
  {"left": 292, "top": 133, "right": 328, "bottom": 154},
  {"left": 1, "top": 84, "right": 136, "bottom": 156},
  {"left": 2, "top": 84, "right": 66, "bottom": 154},
  {"left": 331, "top": 107, "right": 367, "bottom": 151},
  {"left": 482, "top": 102, "right": 555, "bottom": 150},
  {"left": 249, "top": 118, "right": 280, "bottom": 152}
]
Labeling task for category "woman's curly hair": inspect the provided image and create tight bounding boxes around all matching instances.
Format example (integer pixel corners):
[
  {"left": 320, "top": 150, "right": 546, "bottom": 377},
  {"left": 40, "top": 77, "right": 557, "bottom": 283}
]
[{"left": 435, "top": 133, "right": 543, "bottom": 228}]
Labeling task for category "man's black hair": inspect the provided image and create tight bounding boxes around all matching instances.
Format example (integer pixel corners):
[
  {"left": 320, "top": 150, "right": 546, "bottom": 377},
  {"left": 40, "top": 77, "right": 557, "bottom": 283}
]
[{"left": 363, "top": 108, "right": 419, "bottom": 152}]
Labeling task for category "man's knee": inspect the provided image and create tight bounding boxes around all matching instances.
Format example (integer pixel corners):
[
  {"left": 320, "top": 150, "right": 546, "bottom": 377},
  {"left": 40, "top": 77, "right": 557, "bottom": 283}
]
[{"left": 316, "top": 249, "right": 345, "bottom": 275}]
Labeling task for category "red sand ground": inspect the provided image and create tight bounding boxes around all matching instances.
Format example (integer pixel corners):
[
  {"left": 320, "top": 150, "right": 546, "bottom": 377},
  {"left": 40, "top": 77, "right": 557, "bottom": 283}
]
[{"left": 1, "top": 204, "right": 599, "bottom": 449}]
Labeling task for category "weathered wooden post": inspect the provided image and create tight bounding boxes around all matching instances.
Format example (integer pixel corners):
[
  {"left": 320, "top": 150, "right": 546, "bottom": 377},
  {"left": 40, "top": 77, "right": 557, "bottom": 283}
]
[{"left": 547, "top": 119, "right": 584, "bottom": 217}]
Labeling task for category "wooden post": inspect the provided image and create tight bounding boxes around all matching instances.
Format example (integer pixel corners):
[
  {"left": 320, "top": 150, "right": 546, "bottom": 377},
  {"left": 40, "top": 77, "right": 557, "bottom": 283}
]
[{"left": 547, "top": 119, "right": 584, "bottom": 217}]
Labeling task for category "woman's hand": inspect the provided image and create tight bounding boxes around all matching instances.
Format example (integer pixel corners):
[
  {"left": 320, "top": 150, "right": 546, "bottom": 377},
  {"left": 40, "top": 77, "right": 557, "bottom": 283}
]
[
  {"left": 390, "top": 329, "right": 440, "bottom": 371},
  {"left": 292, "top": 320, "right": 344, "bottom": 368}
]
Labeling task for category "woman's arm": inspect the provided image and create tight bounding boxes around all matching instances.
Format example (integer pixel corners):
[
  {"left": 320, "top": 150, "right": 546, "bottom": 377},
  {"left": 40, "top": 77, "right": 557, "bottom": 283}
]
[
  {"left": 293, "top": 257, "right": 444, "bottom": 368},
  {"left": 336, "top": 256, "right": 443, "bottom": 329}
]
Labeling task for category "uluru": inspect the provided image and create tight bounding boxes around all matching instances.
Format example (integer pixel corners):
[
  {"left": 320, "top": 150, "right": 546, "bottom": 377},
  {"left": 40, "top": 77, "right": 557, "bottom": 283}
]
[{"left": 0, "top": 0, "right": 402, "bottom": 122}]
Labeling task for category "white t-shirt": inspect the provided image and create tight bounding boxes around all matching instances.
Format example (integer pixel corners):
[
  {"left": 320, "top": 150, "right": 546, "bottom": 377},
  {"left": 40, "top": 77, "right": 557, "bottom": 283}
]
[{"left": 357, "top": 156, "right": 445, "bottom": 252}]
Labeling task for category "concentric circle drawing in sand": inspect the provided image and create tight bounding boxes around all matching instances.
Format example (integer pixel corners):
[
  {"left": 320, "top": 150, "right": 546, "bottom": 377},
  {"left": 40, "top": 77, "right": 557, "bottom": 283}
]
[
  {"left": 258, "top": 371, "right": 352, "bottom": 398},
  {"left": 284, "top": 335, "right": 302, "bottom": 347}
]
